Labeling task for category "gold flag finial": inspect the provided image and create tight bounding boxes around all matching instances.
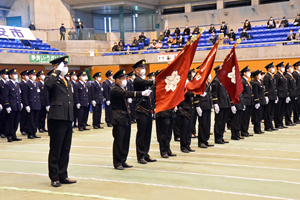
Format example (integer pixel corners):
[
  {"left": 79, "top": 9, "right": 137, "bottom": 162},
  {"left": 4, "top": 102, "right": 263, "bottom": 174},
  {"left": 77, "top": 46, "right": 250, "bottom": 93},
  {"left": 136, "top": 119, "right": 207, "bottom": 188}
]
[
  {"left": 218, "top": 33, "right": 224, "bottom": 40},
  {"left": 199, "top": 27, "right": 205, "bottom": 34}
]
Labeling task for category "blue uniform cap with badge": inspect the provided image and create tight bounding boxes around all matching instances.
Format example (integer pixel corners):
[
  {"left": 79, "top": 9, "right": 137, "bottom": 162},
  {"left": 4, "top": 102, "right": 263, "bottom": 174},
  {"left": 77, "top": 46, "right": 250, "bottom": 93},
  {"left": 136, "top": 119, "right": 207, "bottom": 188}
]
[
  {"left": 113, "top": 69, "right": 127, "bottom": 80},
  {"left": 28, "top": 69, "right": 36, "bottom": 75},
  {"left": 252, "top": 70, "right": 262, "bottom": 77},
  {"left": 77, "top": 71, "right": 87, "bottom": 77},
  {"left": 240, "top": 66, "right": 250, "bottom": 75},
  {"left": 93, "top": 72, "right": 101, "bottom": 78},
  {"left": 146, "top": 72, "right": 154, "bottom": 78},
  {"left": 70, "top": 71, "right": 76, "bottom": 76},
  {"left": 36, "top": 70, "right": 45, "bottom": 77},
  {"left": 20, "top": 70, "right": 29, "bottom": 76},
  {"left": 65, "top": 72, "right": 70, "bottom": 77},
  {"left": 127, "top": 71, "right": 134, "bottom": 76},
  {"left": 132, "top": 59, "right": 146, "bottom": 69},
  {"left": 265, "top": 62, "right": 274, "bottom": 70},
  {"left": 0, "top": 68, "right": 9, "bottom": 75},
  {"left": 275, "top": 61, "right": 284, "bottom": 69},
  {"left": 285, "top": 63, "right": 291, "bottom": 70},
  {"left": 8, "top": 68, "right": 18, "bottom": 75},
  {"left": 105, "top": 70, "right": 113, "bottom": 78},
  {"left": 293, "top": 61, "right": 300, "bottom": 68},
  {"left": 50, "top": 56, "right": 69, "bottom": 65}
]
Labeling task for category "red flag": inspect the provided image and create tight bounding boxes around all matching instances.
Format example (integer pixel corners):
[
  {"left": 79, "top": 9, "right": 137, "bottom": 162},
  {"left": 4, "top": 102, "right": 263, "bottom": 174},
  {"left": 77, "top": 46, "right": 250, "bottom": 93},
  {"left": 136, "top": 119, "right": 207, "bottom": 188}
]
[
  {"left": 155, "top": 35, "right": 201, "bottom": 113},
  {"left": 217, "top": 45, "right": 244, "bottom": 104},
  {"left": 186, "top": 40, "right": 219, "bottom": 94}
]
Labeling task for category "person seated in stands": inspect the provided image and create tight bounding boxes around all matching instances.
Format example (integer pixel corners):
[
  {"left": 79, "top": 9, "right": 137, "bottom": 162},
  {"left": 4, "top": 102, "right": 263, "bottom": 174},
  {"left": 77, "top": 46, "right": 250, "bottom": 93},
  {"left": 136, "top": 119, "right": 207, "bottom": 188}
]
[
  {"left": 280, "top": 16, "right": 289, "bottom": 27},
  {"left": 294, "top": 14, "right": 300, "bottom": 26},
  {"left": 193, "top": 25, "right": 200, "bottom": 35},
  {"left": 275, "top": 21, "right": 281, "bottom": 28},
  {"left": 130, "top": 37, "right": 139, "bottom": 47},
  {"left": 174, "top": 33, "right": 179, "bottom": 40},
  {"left": 184, "top": 25, "right": 190, "bottom": 35},
  {"left": 209, "top": 32, "right": 217, "bottom": 44},
  {"left": 164, "top": 27, "right": 170, "bottom": 37},
  {"left": 209, "top": 24, "right": 216, "bottom": 34},
  {"left": 172, "top": 35, "right": 178, "bottom": 45},
  {"left": 223, "top": 35, "right": 230, "bottom": 45},
  {"left": 139, "top": 32, "right": 146, "bottom": 43},
  {"left": 118, "top": 38, "right": 124, "bottom": 51},
  {"left": 220, "top": 21, "right": 227, "bottom": 34},
  {"left": 155, "top": 40, "right": 162, "bottom": 49},
  {"left": 243, "top": 20, "right": 251, "bottom": 31},
  {"left": 178, "top": 35, "right": 184, "bottom": 47},
  {"left": 240, "top": 29, "right": 249, "bottom": 40},
  {"left": 167, "top": 36, "right": 173, "bottom": 45},
  {"left": 174, "top": 26, "right": 181, "bottom": 36},
  {"left": 287, "top": 29, "right": 295, "bottom": 41},
  {"left": 68, "top": 27, "right": 77, "bottom": 40},
  {"left": 295, "top": 29, "right": 300, "bottom": 40},
  {"left": 29, "top": 21, "right": 36, "bottom": 30},
  {"left": 228, "top": 29, "right": 236, "bottom": 41},
  {"left": 112, "top": 42, "right": 119, "bottom": 51},
  {"left": 150, "top": 39, "right": 156, "bottom": 49},
  {"left": 267, "top": 17, "right": 276, "bottom": 29},
  {"left": 158, "top": 32, "right": 164, "bottom": 41}
]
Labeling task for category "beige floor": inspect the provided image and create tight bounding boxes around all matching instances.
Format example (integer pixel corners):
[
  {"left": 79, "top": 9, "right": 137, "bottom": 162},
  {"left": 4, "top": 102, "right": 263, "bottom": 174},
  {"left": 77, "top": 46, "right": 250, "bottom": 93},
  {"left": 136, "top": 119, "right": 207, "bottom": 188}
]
[{"left": 0, "top": 113, "right": 300, "bottom": 200}]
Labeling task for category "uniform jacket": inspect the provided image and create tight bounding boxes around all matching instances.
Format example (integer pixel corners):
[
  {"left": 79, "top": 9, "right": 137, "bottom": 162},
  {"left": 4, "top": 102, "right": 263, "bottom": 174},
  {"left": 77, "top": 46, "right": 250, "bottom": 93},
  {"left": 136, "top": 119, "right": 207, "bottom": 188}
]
[
  {"left": 37, "top": 81, "right": 50, "bottom": 107},
  {"left": 133, "top": 75, "right": 155, "bottom": 112},
  {"left": 77, "top": 81, "right": 89, "bottom": 107},
  {"left": 263, "top": 72, "right": 277, "bottom": 101},
  {"left": 292, "top": 71, "right": 300, "bottom": 96},
  {"left": 0, "top": 79, "right": 9, "bottom": 108},
  {"left": 103, "top": 79, "right": 115, "bottom": 102},
  {"left": 7, "top": 80, "right": 21, "bottom": 111},
  {"left": 70, "top": 80, "right": 79, "bottom": 105},
  {"left": 194, "top": 83, "right": 212, "bottom": 110},
  {"left": 211, "top": 77, "right": 230, "bottom": 108},
  {"left": 252, "top": 80, "right": 266, "bottom": 105},
  {"left": 26, "top": 80, "right": 41, "bottom": 110},
  {"left": 19, "top": 80, "right": 28, "bottom": 106},
  {"left": 177, "top": 91, "right": 194, "bottom": 117},
  {"left": 90, "top": 81, "right": 104, "bottom": 104},
  {"left": 274, "top": 71, "right": 288, "bottom": 98},
  {"left": 285, "top": 73, "right": 297, "bottom": 98},
  {"left": 242, "top": 77, "right": 253, "bottom": 106}
]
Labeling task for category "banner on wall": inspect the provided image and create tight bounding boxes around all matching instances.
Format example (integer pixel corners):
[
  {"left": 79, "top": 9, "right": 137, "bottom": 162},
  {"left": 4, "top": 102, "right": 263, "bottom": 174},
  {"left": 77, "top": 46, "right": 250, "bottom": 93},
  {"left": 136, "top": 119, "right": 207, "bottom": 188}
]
[
  {"left": 0, "top": 25, "right": 36, "bottom": 40},
  {"left": 157, "top": 52, "right": 179, "bottom": 62},
  {"left": 29, "top": 54, "right": 70, "bottom": 64}
]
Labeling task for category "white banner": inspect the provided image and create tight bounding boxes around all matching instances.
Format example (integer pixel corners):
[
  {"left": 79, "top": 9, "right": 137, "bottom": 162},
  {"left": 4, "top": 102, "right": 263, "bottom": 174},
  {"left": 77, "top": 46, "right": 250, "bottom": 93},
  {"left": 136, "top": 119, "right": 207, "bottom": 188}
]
[
  {"left": 158, "top": 52, "right": 179, "bottom": 62},
  {"left": 0, "top": 25, "right": 36, "bottom": 40}
]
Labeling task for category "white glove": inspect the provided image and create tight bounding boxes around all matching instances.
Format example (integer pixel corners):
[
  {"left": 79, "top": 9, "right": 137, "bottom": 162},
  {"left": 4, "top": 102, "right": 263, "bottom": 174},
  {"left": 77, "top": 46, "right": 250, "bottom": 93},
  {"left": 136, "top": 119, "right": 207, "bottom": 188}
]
[
  {"left": 106, "top": 101, "right": 111, "bottom": 106},
  {"left": 26, "top": 106, "right": 31, "bottom": 113},
  {"left": 286, "top": 97, "right": 291, "bottom": 103},
  {"left": 231, "top": 106, "right": 237, "bottom": 114},
  {"left": 243, "top": 105, "right": 246, "bottom": 111},
  {"left": 92, "top": 100, "right": 96, "bottom": 107},
  {"left": 46, "top": 105, "right": 50, "bottom": 112},
  {"left": 174, "top": 106, "right": 178, "bottom": 112},
  {"left": 255, "top": 103, "right": 260, "bottom": 110},
  {"left": 0, "top": 104, "right": 3, "bottom": 112},
  {"left": 296, "top": 97, "right": 298, "bottom": 100},
  {"left": 265, "top": 97, "right": 269, "bottom": 104},
  {"left": 214, "top": 104, "right": 220, "bottom": 114},
  {"left": 200, "top": 92, "right": 207, "bottom": 97},
  {"left": 275, "top": 96, "right": 279, "bottom": 104},
  {"left": 196, "top": 107, "right": 202, "bottom": 117},
  {"left": 56, "top": 62, "right": 65, "bottom": 72},
  {"left": 142, "top": 89, "right": 152, "bottom": 96},
  {"left": 6, "top": 107, "right": 12, "bottom": 114},
  {"left": 21, "top": 103, "right": 23, "bottom": 110},
  {"left": 76, "top": 103, "right": 81, "bottom": 109}
]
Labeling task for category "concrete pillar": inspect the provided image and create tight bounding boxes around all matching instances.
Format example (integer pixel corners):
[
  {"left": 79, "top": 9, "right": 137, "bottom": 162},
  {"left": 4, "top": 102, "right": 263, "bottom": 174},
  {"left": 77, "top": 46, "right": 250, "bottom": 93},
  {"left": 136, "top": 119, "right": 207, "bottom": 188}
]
[
  {"left": 251, "top": 0, "right": 259, "bottom": 5},
  {"left": 217, "top": 0, "right": 224, "bottom": 9},
  {"left": 119, "top": 6, "right": 124, "bottom": 41},
  {"left": 185, "top": 3, "right": 191, "bottom": 13}
]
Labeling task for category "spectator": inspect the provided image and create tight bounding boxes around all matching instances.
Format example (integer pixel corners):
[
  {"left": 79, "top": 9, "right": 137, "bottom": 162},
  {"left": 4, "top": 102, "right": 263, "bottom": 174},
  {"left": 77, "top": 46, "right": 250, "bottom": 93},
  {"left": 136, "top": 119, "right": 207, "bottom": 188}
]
[
  {"left": 193, "top": 25, "right": 200, "bottom": 35},
  {"left": 178, "top": 35, "right": 184, "bottom": 46},
  {"left": 59, "top": 23, "right": 66, "bottom": 41},
  {"left": 295, "top": 29, "right": 300, "bottom": 40},
  {"left": 130, "top": 37, "right": 139, "bottom": 47},
  {"left": 149, "top": 39, "right": 156, "bottom": 49},
  {"left": 294, "top": 14, "right": 300, "bottom": 26},
  {"left": 174, "top": 26, "right": 181, "bottom": 36},
  {"left": 28, "top": 21, "right": 36, "bottom": 30},
  {"left": 183, "top": 24, "right": 190, "bottom": 35},
  {"left": 155, "top": 40, "right": 162, "bottom": 49},
  {"left": 220, "top": 21, "right": 227, "bottom": 34},
  {"left": 158, "top": 32, "right": 164, "bottom": 41},
  {"left": 172, "top": 35, "right": 178, "bottom": 45},
  {"left": 275, "top": 21, "right": 281, "bottom": 28},
  {"left": 76, "top": 22, "right": 84, "bottom": 40},
  {"left": 287, "top": 30, "right": 295, "bottom": 40},
  {"left": 228, "top": 29, "right": 236, "bottom": 41},
  {"left": 118, "top": 38, "right": 124, "bottom": 51},
  {"left": 167, "top": 36, "right": 173, "bottom": 45},
  {"left": 164, "top": 27, "right": 170, "bottom": 37},
  {"left": 280, "top": 16, "right": 289, "bottom": 27},
  {"left": 209, "top": 32, "right": 217, "bottom": 44},
  {"left": 240, "top": 29, "right": 249, "bottom": 40},
  {"left": 209, "top": 24, "right": 216, "bottom": 34},
  {"left": 267, "top": 17, "right": 276, "bottom": 29},
  {"left": 243, "top": 20, "right": 251, "bottom": 31},
  {"left": 223, "top": 35, "right": 230, "bottom": 45},
  {"left": 68, "top": 27, "right": 77, "bottom": 40},
  {"left": 112, "top": 42, "right": 119, "bottom": 51},
  {"left": 139, "top": 32, "right": 146, "bottom": 43}
]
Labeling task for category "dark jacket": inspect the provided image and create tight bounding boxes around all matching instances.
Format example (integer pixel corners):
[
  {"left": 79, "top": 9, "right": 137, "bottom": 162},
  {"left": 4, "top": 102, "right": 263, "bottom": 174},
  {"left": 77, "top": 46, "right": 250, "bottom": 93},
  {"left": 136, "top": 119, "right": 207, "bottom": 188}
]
[
  {"left": 19, "top": 80, "right": 28, "bottom": 106},
  {"left": 263, "top": 72, "right": 277, "bottom": 101},
  {"left": 193, "top": 27, "right": 200, "bottom": 34},
  {"left": 183, "top": 27, "right": 190, "bottom": 35},
  {"left": 133, "top": 75, "right": 154, "bottom": 111},
  {"left": 220, "top": 24, "right": 227, "bottom": 33},
  {"left": 211, "top": 77, "right": 230, "bottom": 108},
  {"left": 103, "top": 79, "right": 115, "bottom": 102},
  {"left": 164, "top": 29, "right": 170, "bottom": 37},
  {"left": 228, "top": 32, "right": 236, "bottom": 40},
  {"left": 28, "top": 24, "right": 36, "bottom": 30},
  {"left": 44, "top": 70, "right": 74, "bottom": 121},
  {"left": 90, "top": 81, "right": 104, "bottom": 104},
  {"left": 174, "top": 28, "right": 181, "bottom": 36},
  {"left": 274, "top": 71, "right": 288, "bottom": 98},
  {"left": 0, "top": 79, "right": 9, "bottom": 108},
  {"left": 37, "top": 81, "right": 50, "bottom": 107},
  {"left": 26, "top": 80, "right": 41, "bottom": 110},
  {"left": 77, "top": 81, "right": 89, "bottom": 107},
  {"left": 209, "top": 27, "right": 216, "bottom": 34},
  {"left": 177, "top": 91, "right": 194, "bottom": 117},
  {"left": 252, "top": 80, "right": 266, "bottom": 105},
  {"left": 292, "top": 71, "right": 300, "bottom": 96},
  {"left": 285, "top": 73, "right": 297, "bottom": 98},
  {"left": 242, "top": 77, "right": 253, "bottom": 106},
  {"left": 243, "top": 22, "right": 251, "bottom": 30},
  {"left": 71, "top": 80, "right": 79, "bottom": 105},
  {"left": 240, "top": 31, "right": 248, "bottom": 39},
  {"left": 267, "top": 19, "right": 276, "bottom": 27},
  {"left": 280, "top": 19, "right": 289, "bottom": 27},
  {"left": 194, "top": 83, "right": 212, "bottom": 110},
  {"left": 59, "top": 26, "right": 66, "bottom": 34},
  {"left": 6, "top": 80, "right": 21, "bottom": 111}
]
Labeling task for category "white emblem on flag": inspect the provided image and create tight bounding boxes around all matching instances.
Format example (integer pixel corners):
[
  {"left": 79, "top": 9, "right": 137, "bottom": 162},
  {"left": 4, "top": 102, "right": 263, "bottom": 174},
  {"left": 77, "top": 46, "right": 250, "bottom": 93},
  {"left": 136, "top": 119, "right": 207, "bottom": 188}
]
[
  {"left": 165, "top": 71, "right": 181, "bottom": 92},
  {"left": 227, "top": 66, "right": 236, "bottom": 84}
]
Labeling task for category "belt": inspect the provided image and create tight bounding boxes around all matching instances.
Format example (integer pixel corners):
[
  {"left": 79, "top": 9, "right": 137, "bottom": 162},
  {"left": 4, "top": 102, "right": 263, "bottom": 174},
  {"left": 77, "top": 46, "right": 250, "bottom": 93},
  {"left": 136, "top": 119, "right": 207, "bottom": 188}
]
[{"left": 114, "top": 110, "right": 130, "bottom": 115}]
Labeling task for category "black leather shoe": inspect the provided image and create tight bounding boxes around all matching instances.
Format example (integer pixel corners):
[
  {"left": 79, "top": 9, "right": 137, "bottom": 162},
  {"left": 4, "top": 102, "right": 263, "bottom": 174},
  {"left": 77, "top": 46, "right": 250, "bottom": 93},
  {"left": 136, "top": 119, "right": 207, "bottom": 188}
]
[
  {"left": 21, "top": 132, "right": 27, "bottom": 135},
  {"left": 7, "top": 138, "right": 12, "bottom": 142},
  {"left": 122, "top": 162, "right": 133, "bottom": 168},
  {"left": 222, "top": 140, "right": 229, "bottom": 143},
  {"left": 79, "top": 128, "right": 84, "bottom": 131},
  {"left": 60, "top": 178, "right": 76, "bottom": 184},
  {"left": 98, "top": 126, "right": 104, "bottom": 129},
  {"left": 265, "top": 128, "right": 273, "bottom": 132},
  {"left": 181, "top": 149, "right": 189, "bottom": 153},
  {"left": 145, "top": 157, "right": 157, "bottom": 162},
  {"left": 168, "top": 153, "right": 177, "bottom": 157},
  {"left": 28, "top": 135, "right": 35, "bottom": 139},
  {"left": 283, "top": 126, "right": 288, "bottom": 128},
  {"left": 174, "top": 137, "right": 180, "bottom": 142},
  {"left": 138, "top": 159, "right": 147, "bottom": 164},
  {"left": 187, "top": 147, "right": 195, "bottom": 152},
  {"left": 161, "top": 154, "right": 169, "bottom": 158},
  {"left": 241, "top": 133, "right": 249, "bottom": 137},
  {"left": 215, "top": 140, "right": 224, "bottom": 144},
  {"left": 34, "top": 135, "right": 41, "bottom": 138},
  {"left": 248, "top": 134, "right": 254, "bottom": 136},
  {"left": 115, "top": 166, "right": 124, "bottom": 170},
  {"left": 1, "top": 134, "right": 6, "bottom": 138},
  {"left": 239, "top": 136, "right": 244, "bottom": 139},
  {"left": 51, "top": 181, "right": 61, "bottom": 187},
  {"left": 86, "top": 124, "right": 91, "bottom": 126},
  {"left": 12, "top": 137, "right": 22, "bottom": 141},
  {"left": 43, "top": 129, "right": 48, "bottom": 132},
  {"left": 39, "top": 129, "right": 44, "bottom": 133},
  {"left": 272, "top": 128, "right": 278, "bottom": 131},
  {"left": 205, "top": 143, "right": 214, "bottom": 147},
  {"left": 198, "top": 143, "right": 207, "bottom": 148},
  {"left": 93, "top": 126, "right": 98, "bottom": 129},
  {"left": 83, "top": 128, "right": 90, "bottom": 131},
  {"left": 107, "top": 123, "right": 113, "bottom": 127},
  {"left": 231, "top": 137, "right": 239, "bottom": 140},
  {"left": 277, "top": 126, "right": 283, "bottom": 129}
]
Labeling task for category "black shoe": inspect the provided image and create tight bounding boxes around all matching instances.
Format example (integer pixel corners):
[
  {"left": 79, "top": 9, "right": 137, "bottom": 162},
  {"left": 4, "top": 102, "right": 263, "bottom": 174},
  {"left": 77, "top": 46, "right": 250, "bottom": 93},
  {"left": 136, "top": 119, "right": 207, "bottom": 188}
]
[
  {"left": 7, "top": 138, "right": 12, "bottom": 142},
  {"left": 12, "top": 137, "right": 22, "bottom": 141},
  {"left": 198, "top": 143, "right": 207, "bottom": 148},
  {"left": 43, "top": 129, "right": 48, "bottom": 132},
  {"left": 265, "top": 128, "right": 273, "bottom": 132},
  {"left": 122, "top": 162, "right": 133, "bottom": 168},
  {"left": 138, "top": 159, "right": 147, "bottom": 164},
  {"left": 283, "top": 126, "right": 288, "bottom": 128},
  {"left": 168, "top": 153, "right": 177, "bottom": 157},
  {"left": 222, "top": 140, "right": 229, "bottom": 143},
  {"left": 73, "top": 125, "right": 78, "bottom": 128},
  {"left": 174, "top": 137, "right": 180, "bottom": 142},
  {"left": 79, "top": 128, "right": 83, "bottom": 131},
  {"left": 145, "top": 157, "right": 157, "bottom": 162},
  {"left": 161, "top": 154, "right": 169, "bottom": 158},
  {"left": 39, "top": 129, "right": 44, "bottom": 133},
  {"left": 215, "top": 140, "right": 224, "bottom": 144},
  {"left": 34, "top": 135, "right": 41, "bottom": 138},
  {"left": 191, "top": 134, "right": 197, "bottom": 138},
  {"left": 51, "top": 181, "right": 61, "bottom": 187},
  {"left": 28, "top": 135, "right": 35, "bottom": 139},
  {"left": 115, "top": 165, "right": 124, "bottom": 170},
  {"left": 86, "top": 124, "right": 91, "bottom": 126},
  {"left": 187, "top": 147, "right": 195, "bottom": 152},
  {"left": 98, "top": 126, "right": 104, "bottom": 129},
  {"left": 181, "top": 148, "right": 189, "bottom": 153},
  {"left": 239, "top": 136, "right": 244, "bottom": 139},
  {"left": 1, "top": 134, "right": 6, "bottom": 138},
  {"left": 107, "top": 123, "right": 113, "bottom": 127},
  {"left": 241, "top": 133, "right": 249, "bottom": 137},
  {"left": 21, "top": 132, "right": 27, "bottom": 135},
  {"left": 83, "top": 128, "right": 90, "bottom": 131},
  {"left": 277, "top": 126, "right": 283, "bottom": 129},
  {"left": 93, "top": 126, "right": 98, "bottom": 129},
  {"left": 272, "top": 128, "right": 278, "bottom": 131},
  {"left": 100, "top": 122, "right": 104, "bottom": 124},
  {"left": 231, "top": 137, "right": 239, "bottom": 140},
  {"left": 205, "top": 143, "right": 214, "bottom": 147},
  {"left": 60, "top": 178, "right": 77, "bottom": 184},
  {"left": 248, "top": 134, "right": 254, "bottom": 136}
]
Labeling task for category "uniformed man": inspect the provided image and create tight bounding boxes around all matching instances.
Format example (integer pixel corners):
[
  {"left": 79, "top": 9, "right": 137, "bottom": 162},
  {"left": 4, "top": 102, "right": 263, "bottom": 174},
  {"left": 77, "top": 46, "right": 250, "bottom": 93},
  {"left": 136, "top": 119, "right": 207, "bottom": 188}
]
[
  {"left": 90, "top": 72, "right": 104, "bottom": 129},
  {"left": 126, "top": 71, "right": 136, "bottom": 123},
  {"left": 0, "top": 68, "right": 9, "bottom": 138},
  {"left": 69, "top": 71, "right": 79, "bottom": 127},
  {"left": 65, "top": 72, "right": 70, "bottom": 81},
  {"left": 274, "top": 62, "right": 288, "bottom": 129},
  {"left": 252, "top": 70, "right": 266, "bottom": 134},
  {"left": 19, "top": 70, "right": 29, "bottom": 135},
  {"left": 110, "top": 68, "right": 152, "bottom": 170},
  {"left": 25, "top": 69, "right": 41, "bottom": 139},
  {"left": 146, "top": 72, "right": 155, "bottom": 80},
  {"left": 76, "top": 71, "right": 90, "bottom": 131},
  {"left": 285, "top": 63, "right": 297, "bottom": 126},
  {"left": 45, "top": 56, "right": 76, "bottom": 187},
  {"left": 188, "top": 69, "right": 197, "bottom": 139},
  {"left": 263, "top": 63, "right": 278, "bottom": 132},
  {"left": 5, "top": 68, "right": 22, "bottom": 142},
  {"left": 133, "top": 59, "right": 156, "bottom": 164},
  {"left": 240, "top": 66, "right": 254, "bottom": 137},
  {"left": 103, "top": 70, "right": 115, "bottom": 127},
  {"left": 229, "top": 93, "right": 245, "bottom": 140},
  {"left": 292, "top": 61, "right": 300, "bottom": 124},
  {"left": 37, "top": 70, "right": 50, "bottom": 133},
  {"left": 211, "top": 66, "right": 230, "bottom": 144}
]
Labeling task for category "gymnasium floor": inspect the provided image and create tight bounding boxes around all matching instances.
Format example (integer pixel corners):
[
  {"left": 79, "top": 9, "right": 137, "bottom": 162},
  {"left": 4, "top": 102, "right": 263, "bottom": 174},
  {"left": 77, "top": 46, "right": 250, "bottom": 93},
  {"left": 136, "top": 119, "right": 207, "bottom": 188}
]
[{"left": 0, "top": 114, "right": 300, "bottom": 200}]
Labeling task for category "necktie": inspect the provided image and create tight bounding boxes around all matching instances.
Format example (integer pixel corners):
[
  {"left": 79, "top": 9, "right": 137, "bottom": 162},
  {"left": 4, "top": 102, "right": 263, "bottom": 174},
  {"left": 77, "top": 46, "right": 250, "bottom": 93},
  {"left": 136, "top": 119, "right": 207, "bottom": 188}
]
[{"left": 62, "top": 77, "right": 68, "bottom": 87}]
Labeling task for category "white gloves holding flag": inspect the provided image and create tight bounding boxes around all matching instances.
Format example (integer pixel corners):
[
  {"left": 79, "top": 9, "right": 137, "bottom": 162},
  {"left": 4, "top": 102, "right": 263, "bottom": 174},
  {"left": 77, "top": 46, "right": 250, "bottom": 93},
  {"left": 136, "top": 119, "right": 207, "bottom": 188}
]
[
  {"left": 265, "top": 96, "right": 269, "bottom": 104},
  {"left": 106, "top": 101, "right": 111, "bottom": 106},
  {"left": 286, "top": 97, "right": 291, "bottom": 104},
  {"left": 26, "top": 106, "right": 31, "bottom": 113},
  {"left": 200, "top": 92, "right": 207, "bottom": 97},
  {"left": 6, "top": 107, "right": 12, "bottom": 114},
  {"left": 214, "top": 104, "right": 220, "bottom": 114},
  {"left": 231, "top": 106, "right": 237, "bottom": 114},
  {"left": 255, "top": 103, "right": 260, "bottom": 110},
  {"left": 196, "top": 107, "right": 202, "bottom": 117},
  {"left": 174, "top": 106, "right": 178, "bottom": 112},
  {"left": 76, "top": 103, "right": 81, "bottom": 109},
  {"left": 128, "top": 98, "right": 133, "bottom": 104},
  {"left": 142, "top": 89, "right": 152, "bottom": 97},
  {"left": 46, "top": 105, "right": 50, "bottom": 112},
  {"left": 92, "top": 100, "right": 96, "bottom": 107}
]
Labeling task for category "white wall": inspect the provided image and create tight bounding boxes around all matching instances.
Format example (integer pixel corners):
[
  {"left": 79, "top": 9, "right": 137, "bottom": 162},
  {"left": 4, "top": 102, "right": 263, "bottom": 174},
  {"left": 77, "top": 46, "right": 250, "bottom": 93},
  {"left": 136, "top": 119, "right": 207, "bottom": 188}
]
[{"left": 5, "top": 0, "right": 34, "bottom": 28}]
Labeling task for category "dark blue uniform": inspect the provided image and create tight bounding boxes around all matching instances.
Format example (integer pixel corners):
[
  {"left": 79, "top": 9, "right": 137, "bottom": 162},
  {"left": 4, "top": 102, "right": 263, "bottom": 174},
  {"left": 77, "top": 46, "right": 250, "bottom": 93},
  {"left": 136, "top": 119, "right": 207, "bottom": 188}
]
[
  {"left": 274, "top": 71, "right": 288, "bottom": 128},
  {"left": 0, "top": 79, "right": 9, "bottom": 137},
  {"left": 103, "top": 79, "right": 114, "bottom": 126},
  {"left": 90, "top": 81, "right": 104, "bottom": 128},
  {"left": 126, "top": 79, "right": 136, "bottom": 122},
  {"left": 77, "top": 81, "right": 89, "bottom": 130},
  {"left": 263, "top": 72, "right": 277, "bottom": 131},
  {"left": 241, "top": 77, "right": 253, "bottom": 136},
  {"left": 19, "top": 80, "right": 28, "bottom": 134},
  {"left": 70, "top": 80, "right": 79, "bottom": 127},
  {"left": 38, "top": 81, "right": 50, "bottom": 131}
]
